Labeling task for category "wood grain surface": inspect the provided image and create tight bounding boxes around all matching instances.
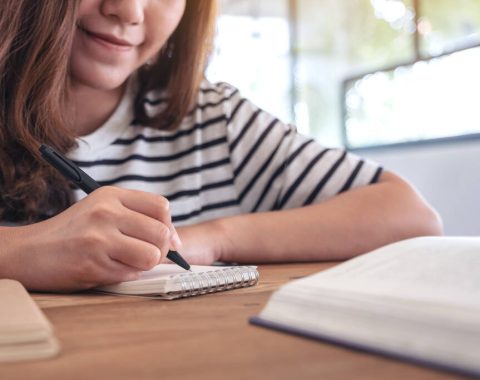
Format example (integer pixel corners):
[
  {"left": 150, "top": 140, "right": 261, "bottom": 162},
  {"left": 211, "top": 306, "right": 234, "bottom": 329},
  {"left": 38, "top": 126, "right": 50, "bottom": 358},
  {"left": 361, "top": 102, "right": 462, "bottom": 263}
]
[{"left": 0, "top": 263, "right": 466, "bottom": 380}]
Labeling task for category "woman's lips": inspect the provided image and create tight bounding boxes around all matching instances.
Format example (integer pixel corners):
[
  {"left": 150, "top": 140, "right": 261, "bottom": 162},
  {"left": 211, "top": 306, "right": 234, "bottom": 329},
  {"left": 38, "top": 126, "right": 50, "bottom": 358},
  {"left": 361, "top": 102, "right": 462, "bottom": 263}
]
[{"left": 80, "top": 26, "right": 135, "bottom": 52}]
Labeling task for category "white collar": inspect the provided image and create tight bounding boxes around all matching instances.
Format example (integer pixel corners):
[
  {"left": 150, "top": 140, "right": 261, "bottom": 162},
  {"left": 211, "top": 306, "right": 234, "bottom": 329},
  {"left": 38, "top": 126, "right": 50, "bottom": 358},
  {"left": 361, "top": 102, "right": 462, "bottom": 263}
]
[{"left": 68, "top": 77, "right": 137, "bottom": 159}]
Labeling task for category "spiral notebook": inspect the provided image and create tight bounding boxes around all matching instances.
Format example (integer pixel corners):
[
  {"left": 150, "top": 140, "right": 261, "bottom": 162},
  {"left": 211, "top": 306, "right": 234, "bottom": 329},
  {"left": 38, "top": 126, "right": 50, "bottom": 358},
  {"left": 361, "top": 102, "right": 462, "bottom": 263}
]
[{"left": 96, "top": 264, "right": 259, "bottom": 299}]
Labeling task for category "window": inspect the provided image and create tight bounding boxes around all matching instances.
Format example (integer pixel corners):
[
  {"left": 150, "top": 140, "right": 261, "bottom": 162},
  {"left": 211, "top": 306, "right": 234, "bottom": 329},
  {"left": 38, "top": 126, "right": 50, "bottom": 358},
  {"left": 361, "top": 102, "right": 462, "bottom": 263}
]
[
  {"left": 207, "top": 1, "right": 293, "bottom": 124},
  {"left": 343, "top": 45, "right": 480, "bottom": 148},
  {"left": 208, "top": 0, "right": 480, "bottom": 148},
  {"left": 420, "top": 0, "right": 480, "bottom": 55}
]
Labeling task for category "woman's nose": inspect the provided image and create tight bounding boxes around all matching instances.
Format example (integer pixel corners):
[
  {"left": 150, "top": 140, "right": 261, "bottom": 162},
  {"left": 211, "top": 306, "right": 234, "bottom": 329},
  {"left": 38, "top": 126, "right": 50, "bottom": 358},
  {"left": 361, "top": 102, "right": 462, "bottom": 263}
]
[{"left": 100, "top": 0, "right": 145, "bottom": 25}]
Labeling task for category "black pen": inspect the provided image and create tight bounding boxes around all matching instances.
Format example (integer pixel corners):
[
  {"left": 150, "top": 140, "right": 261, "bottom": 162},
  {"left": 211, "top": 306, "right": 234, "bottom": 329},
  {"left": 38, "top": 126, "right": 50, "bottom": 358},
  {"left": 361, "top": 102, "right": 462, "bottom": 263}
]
[{"left": 39, "top": 144, "right": 191, "bottom": 271}]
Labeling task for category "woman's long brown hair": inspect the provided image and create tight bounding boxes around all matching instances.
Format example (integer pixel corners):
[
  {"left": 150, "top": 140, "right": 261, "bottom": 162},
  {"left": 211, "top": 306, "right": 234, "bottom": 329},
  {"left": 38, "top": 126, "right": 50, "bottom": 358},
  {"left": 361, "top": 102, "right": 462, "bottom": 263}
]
[{"left": 0, "top": 0, "right": 218, "bottom": 223}]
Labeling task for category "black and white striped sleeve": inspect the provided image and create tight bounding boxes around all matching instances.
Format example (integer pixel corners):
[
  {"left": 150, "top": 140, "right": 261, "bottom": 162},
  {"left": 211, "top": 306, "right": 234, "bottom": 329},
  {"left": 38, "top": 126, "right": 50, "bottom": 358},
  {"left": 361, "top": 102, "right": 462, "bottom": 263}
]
[{"left": 222, "top": 86, "right": 383, "bottom": 213}]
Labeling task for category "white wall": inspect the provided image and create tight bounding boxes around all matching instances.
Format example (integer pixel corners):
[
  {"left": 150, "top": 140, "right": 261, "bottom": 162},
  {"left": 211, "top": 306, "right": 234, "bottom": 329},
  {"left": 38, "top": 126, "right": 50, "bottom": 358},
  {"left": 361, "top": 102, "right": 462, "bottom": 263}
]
[{"left": 360, "top": 139, "right": 480, "bottom": 236}]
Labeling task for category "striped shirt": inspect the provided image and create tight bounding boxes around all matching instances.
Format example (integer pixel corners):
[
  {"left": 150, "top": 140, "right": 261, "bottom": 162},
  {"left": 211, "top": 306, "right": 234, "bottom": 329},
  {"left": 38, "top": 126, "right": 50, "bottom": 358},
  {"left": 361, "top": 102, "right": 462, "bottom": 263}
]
[{"left": 68, "top": 79, "right": 382, "bottom": 226}]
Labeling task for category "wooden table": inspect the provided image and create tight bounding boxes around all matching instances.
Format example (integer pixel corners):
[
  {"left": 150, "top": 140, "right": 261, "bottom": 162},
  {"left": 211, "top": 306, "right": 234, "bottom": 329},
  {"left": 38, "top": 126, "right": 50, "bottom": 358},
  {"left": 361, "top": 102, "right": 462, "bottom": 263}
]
[{"left": 0, "top": 263, "right": 466, "bottom": 380}]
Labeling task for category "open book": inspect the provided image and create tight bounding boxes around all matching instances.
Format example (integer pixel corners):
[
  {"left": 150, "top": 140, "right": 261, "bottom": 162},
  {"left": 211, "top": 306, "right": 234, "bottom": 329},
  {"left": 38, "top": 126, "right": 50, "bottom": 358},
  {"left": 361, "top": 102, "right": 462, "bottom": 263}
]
[
  {"left": 0, "top": 280, "right": 59, "bottom": 362},
  {"left": 251, "top": 237, "right": 480, "bottom": 377},
  {"left": 96, "top": 264, "right": 259, "bottom": 299}
]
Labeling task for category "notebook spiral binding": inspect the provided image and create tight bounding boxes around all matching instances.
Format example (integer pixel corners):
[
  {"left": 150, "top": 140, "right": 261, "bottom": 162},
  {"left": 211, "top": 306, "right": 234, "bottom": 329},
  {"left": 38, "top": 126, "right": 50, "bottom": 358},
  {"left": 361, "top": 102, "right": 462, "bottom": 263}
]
[{"left": 173, "top": 267, "right": 259, "bottom": 298}]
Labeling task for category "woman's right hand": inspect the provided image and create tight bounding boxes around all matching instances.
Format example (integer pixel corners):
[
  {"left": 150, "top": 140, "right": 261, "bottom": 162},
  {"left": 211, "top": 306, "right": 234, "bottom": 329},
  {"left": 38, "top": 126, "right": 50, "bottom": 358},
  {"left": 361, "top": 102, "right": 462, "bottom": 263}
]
[{"left": 0, "top": 186, "right": 181, "bottom": 292}]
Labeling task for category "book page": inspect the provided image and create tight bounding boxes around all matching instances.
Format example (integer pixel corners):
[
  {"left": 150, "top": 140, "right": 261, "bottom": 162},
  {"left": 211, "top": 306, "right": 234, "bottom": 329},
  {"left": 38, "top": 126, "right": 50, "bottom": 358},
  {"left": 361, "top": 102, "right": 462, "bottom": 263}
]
[{"left": 292, "top": 237, "right": 480, "bottom": 309}]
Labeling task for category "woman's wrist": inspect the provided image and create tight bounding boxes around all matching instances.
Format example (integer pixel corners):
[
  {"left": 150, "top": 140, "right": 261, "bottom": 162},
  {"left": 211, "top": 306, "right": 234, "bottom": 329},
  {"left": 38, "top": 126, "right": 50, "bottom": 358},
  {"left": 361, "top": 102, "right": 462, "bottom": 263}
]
[
  {"left": 0, "top": 223, "right": 53, "bottom": 287},
  {"left": 206, "top": 218, "right": 230, "bottom": 263},
  {"left": 0, "top": 226, "right": 26, "bottom": 279},
  {"left": 175, "top": 219, "right": 228, "bottom": 264}
]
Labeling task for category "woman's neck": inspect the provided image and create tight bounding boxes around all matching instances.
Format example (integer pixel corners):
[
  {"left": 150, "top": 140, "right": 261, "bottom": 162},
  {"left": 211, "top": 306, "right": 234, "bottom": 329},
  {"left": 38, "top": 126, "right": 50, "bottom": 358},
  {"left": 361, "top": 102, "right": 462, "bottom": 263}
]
[{"left": 67, "top": 81, "right": 126, "bottom": 137}]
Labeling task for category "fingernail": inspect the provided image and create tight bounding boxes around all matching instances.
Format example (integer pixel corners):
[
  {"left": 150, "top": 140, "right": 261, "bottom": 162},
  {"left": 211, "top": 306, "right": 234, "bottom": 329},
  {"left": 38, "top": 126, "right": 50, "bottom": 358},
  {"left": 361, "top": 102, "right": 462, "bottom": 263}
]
[
  {"left": 153, "top": 248, "right": 161, "bottom": 263},
  {"left": 171, "top": 233, "right": 183, "bottom": 251}
]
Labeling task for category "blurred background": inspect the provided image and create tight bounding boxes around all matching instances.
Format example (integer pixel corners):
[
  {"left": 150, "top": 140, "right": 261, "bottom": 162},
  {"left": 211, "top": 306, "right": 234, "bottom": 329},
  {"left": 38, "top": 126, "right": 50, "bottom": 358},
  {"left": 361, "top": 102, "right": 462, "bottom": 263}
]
[{"left": 207, "top": 0, "right": 480, "bottom": 236}]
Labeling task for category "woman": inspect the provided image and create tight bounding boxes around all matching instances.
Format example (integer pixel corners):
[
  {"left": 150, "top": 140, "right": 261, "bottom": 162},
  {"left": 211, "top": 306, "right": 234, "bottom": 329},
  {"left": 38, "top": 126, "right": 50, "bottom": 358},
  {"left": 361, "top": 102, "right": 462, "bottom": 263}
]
[{"left": 0, "top": 0, "right": 442, "bottom": 291}]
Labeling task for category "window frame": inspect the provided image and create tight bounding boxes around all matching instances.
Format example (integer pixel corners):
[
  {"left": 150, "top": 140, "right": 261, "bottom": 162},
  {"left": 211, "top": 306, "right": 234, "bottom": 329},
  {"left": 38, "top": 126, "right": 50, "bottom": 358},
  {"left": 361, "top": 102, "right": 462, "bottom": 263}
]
[{"left": 340, "top": 41, "right": 480, "bottom": 151}]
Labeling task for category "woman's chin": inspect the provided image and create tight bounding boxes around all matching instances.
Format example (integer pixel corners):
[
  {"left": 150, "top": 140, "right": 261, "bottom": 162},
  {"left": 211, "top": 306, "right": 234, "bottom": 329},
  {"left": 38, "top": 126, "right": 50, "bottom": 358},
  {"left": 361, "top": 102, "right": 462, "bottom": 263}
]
[{"left": 69, "top": 64, "right": 132, "bottom": 92}]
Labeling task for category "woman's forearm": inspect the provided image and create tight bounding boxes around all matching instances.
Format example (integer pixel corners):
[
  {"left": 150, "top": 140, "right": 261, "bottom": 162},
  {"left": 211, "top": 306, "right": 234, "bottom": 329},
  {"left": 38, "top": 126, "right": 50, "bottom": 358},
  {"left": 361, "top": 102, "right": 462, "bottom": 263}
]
[{"left": 211, "top": 171, "right": 442, "bottom": 263}]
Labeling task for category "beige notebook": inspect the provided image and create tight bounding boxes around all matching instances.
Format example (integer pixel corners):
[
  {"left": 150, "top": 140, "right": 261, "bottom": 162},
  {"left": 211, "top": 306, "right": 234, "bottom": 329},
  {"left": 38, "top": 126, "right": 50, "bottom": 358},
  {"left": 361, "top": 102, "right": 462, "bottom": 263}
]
[
  {"left": 96, "top": 264, "right": 259, "bottom": 299},
  {"left": 0, "top": 280, "right": 59, "bottom": 362}
]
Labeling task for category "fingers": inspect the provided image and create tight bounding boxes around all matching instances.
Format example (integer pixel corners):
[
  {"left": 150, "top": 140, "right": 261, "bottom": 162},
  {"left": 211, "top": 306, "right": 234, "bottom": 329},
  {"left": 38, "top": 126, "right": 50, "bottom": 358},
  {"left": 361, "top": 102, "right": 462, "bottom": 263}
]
[
  {"left": 117, "top": 207, "right": 172, "bottom": 262},
  {"left": 81, "top": 186, "right": 183, "bottom": 271},
  {"left": 169, "top": 225, "right": 183, "bottom": 251},
  {"left": 107, "top": 233, "right": 163, "bottom": 271},
  {"left": 117, "top": 187, "right": 171, "bottom": 221},
  {"left": 99, "top": 259, "right": 141, "bottom": 285},
  {"left": 64, "top": 241, "right": 142, "bottom": 290},
  {"left": 109, "top": 187, "right": 182, "bottom": 250}
]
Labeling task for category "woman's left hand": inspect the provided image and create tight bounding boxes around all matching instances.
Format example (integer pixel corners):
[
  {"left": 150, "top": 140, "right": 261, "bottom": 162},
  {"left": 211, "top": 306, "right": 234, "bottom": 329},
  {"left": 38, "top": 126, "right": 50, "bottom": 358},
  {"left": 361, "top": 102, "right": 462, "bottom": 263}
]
[{"left": 162, "top": 221, "right": 224, "bottom": 266}]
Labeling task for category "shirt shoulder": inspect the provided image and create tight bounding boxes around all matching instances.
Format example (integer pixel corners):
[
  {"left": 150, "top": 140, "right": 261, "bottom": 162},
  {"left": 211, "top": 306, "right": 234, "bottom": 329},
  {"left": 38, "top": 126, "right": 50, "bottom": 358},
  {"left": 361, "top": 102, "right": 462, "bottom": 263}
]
[
  {"left": 138, "top": 79, "right": 242, "bottom": 130},
  {"left": 197, "top": 80, "right": 240, "bottom": 101},
  {"left": 193, "top": 80, "right": 244, "bottom": 122}
]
